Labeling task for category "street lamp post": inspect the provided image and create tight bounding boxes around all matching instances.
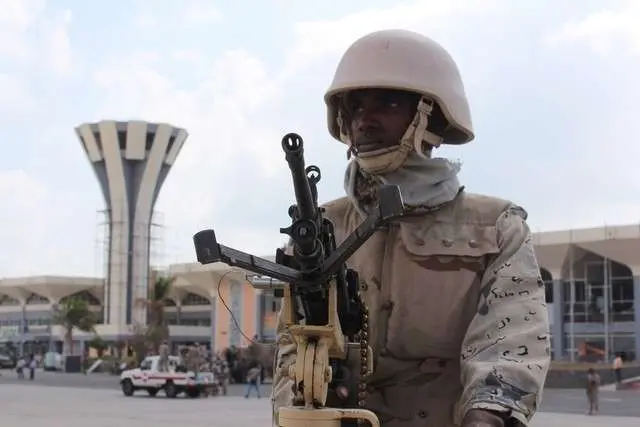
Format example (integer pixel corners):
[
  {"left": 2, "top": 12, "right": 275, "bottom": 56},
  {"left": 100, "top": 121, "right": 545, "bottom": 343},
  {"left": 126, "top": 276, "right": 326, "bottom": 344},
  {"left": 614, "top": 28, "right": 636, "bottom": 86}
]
[
  {"left": 568, "top": 245, "right": 576, "bottom": 362},
  {"left": 603, "top": 257, "right": 611, "bottom": 361},
  {"left": 49, "top": 303, "right": 58, "bottom": 353},
  {"left": 210, "top": 297, "right": 216, "bottom": 354}
]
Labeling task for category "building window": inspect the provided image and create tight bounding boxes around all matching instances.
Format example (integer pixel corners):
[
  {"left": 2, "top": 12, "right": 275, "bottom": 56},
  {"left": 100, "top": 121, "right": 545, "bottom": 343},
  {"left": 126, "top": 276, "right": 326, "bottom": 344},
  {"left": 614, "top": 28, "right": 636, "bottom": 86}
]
[
  {"left": 163, "top": 298, "right": 177, "bottom": 307},
  {"left": 544, "top": 281, "right": 553, "bottom": 303},
  {"left": 182, "top": 292, "right": 210, "bottom": 306},
  {"left": 262, "top": 294, "right": 281, "bottom": 314},
  {"left": 562, "top": 257, "right": 635, "bottom": 323},
  {"left": 25, "top": 293, "right": 49, "bottom": 305},
  {"left": 0, "top": 295, "right": 20, "bottom": 306},
  {"left": 540, "top": 269, "right": 553, "bottom": 303},
  {"left": 271, "top": 298, "right": 282, "bottom": 313},
  {"left": 60, "top": 291, "right": 101, "bottom": 306},
  {"left": 563, "top": 333, "right": 636, "bottom": 362},
  {"left": 179, "top": 318, "right": 211, "bottom": 327}
]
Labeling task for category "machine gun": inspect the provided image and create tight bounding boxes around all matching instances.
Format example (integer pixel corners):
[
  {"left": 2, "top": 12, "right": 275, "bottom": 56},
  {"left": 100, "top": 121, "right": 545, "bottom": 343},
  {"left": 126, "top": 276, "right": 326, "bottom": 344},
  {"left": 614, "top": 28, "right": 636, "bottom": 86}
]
[{"left": 193, "top": 133, "right": 404, "bottom": 427}]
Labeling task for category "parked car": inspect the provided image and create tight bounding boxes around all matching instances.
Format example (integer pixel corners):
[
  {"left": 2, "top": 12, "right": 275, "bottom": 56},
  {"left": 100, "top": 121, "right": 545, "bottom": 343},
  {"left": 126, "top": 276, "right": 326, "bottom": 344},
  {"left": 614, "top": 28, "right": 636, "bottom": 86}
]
[
  {"left": 43, "top": 352, "right": 63, "bottom": 371},
  {"left": 120, "top": 355, "right": 216, "bottom": 398},
  {"left": 0, "top": 353, "right": 16, "bottom": 369}
]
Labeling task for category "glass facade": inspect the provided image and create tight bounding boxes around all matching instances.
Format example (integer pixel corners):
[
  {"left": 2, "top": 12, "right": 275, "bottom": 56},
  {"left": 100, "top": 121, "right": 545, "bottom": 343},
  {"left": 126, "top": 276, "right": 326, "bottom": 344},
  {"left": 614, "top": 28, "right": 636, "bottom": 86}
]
[
  {"left": 551, "top": 250, "right": 637, "bottom": 361},
  {"left": 561, "top": 257, "right": 634, "bottom": 323},
  {"left": 258, "top": 292, "right": 281, "bottom": 340}
]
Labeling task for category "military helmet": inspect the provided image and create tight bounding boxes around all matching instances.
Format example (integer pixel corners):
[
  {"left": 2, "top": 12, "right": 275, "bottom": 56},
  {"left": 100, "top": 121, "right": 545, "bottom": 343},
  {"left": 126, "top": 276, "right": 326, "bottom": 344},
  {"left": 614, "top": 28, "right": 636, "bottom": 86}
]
[{"left": 324, "top": 29, "right": 474, "bottom": 146}]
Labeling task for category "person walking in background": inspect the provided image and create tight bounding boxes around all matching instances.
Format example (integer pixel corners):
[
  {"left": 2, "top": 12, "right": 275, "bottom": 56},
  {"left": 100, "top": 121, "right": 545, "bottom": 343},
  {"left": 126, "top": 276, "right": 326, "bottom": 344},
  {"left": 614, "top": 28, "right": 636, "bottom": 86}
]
[
  {"left": 244, "top": 363, "right": 261, "bottom": 399},
  {"left": 586, "top": 368, "right": 601, "bottom": 415},
  {"left": 16, "top": 356, "right": 25, "bottom": 379},
  {"left": 213, "top": 353, "right": 230, "bottom": 396},
  {"left": 613, "top": 353, "right": 623, "bottom": 385},
  {"left": 28, "top": 354, "right": 36, "bottom": 380}
]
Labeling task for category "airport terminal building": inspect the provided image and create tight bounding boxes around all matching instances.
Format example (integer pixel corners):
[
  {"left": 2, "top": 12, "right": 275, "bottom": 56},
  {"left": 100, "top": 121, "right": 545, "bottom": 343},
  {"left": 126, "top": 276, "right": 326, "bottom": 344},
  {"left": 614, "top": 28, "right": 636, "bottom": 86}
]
[
  {"left": 1, "top": 224, "right": 640, "bottom": 360},
  {"left": 535, "top": 224, "right": 640, "bottom": 361},
  {"left": 0, "top": 261, "right": 281, "bottom": 355}
]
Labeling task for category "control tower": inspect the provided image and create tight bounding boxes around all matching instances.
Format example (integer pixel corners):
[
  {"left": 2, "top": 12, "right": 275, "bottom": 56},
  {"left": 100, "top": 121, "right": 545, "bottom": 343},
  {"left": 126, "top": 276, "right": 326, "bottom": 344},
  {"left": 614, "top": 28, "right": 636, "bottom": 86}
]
[{"left": 75, "top": 120, "right": 188, "bottom": 330}]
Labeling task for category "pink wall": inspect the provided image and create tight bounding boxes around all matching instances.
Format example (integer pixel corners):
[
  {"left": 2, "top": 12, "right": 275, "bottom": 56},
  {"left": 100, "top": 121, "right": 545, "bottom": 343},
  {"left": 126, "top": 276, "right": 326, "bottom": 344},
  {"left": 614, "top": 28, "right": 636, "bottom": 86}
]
[
  {"left": 213, "top": 278, "right": 258, "bottom": 351},
  {"left": 241, "top": 281, "right": 257, "bottom": 346}
]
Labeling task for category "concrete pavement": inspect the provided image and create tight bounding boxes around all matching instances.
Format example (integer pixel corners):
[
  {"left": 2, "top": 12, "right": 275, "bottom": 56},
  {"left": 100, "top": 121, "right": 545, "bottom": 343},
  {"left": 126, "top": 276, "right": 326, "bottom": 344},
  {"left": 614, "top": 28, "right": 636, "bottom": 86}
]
[
  {"left": 2, "top": 370, "right": 640, "bottom": 426},
  {"left": 539, "top": 388, "right": 640, "bottom": 416},
  {"left": 0, "top": 369, "right": 255, "bottom": 396},
  {"left": 1, "top": 383, "right": 638, "bottom": 427}
]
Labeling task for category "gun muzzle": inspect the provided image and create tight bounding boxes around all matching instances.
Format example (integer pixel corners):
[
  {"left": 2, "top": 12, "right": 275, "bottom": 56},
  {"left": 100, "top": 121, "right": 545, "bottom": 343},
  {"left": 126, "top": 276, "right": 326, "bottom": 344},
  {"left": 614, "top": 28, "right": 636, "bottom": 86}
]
[{"left": 281, "top": 133, "right": 316, "bottom": 221}]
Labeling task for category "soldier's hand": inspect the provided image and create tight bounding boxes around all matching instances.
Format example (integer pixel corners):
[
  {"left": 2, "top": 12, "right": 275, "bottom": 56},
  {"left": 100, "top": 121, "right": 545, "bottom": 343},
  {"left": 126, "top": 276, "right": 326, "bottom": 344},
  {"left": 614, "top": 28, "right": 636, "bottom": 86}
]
[
  {"left": 325, "top": 383, "right": 357, "bottom": 408},
  {"left": 461, "top": 409, "right": 505, "bottom": 427},
  {"left": 335, "top": 385, "right": 349, "bottom": 400}
]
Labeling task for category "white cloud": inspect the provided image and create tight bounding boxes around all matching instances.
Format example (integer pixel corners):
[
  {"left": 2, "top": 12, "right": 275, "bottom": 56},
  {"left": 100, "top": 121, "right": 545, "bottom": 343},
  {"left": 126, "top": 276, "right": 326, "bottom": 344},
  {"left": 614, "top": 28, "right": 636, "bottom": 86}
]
[
  {"left": 281, "top": 0, "right": 500, "bottom": 77},
  {"left": 182, "top": 1, "right": 223, "bottom": 26},
  {"left": 0, "top": 0, "right": 46, "bottom": 59},
  {"left": 85, "top": 0, "right": 511, "bottom": 264},
  {"left": 0, "top": 0, "right": 514, "bottom": 275},
  {"left": 0, "top": 170, "right": 46, "bottom": 209},
  {"left": 132, "top": 12, "right": 157, "bottom": 31},
  {"left": 0, "top": 73, "right": 33, "bottom": 112},
  {"left": 0, "top": 170, "right": 48, "bottom": 277},
  {"left": 0, "top": 0, "right": 76, "bottom": 74},
  {"left": 169, "top": 49, "right": 203, "bottom": 63},
  {"left": 88, "top": 47, "right": 287, "bottom": 259},
  {"left": 3, "top": 0, "right": 639, "bottom": 277},
  {"left": 544, "top": 0, "right": 640, "bottom": 55},
  {"left": 0, "top": 172, "right": 101, "bottom": 277},
  {"left": 133, "top": 1, "right": 223, "bottom": 32},
  {"left": 43, "top": 9, "right": 74, "bottom": 75}
]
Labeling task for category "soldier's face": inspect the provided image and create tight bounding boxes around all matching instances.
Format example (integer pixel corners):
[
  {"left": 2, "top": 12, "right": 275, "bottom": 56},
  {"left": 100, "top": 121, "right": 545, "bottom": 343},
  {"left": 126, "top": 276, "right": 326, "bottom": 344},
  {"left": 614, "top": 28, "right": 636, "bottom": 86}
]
[{"left": 343, "top": 89, "right": 418, "bottom": 154}]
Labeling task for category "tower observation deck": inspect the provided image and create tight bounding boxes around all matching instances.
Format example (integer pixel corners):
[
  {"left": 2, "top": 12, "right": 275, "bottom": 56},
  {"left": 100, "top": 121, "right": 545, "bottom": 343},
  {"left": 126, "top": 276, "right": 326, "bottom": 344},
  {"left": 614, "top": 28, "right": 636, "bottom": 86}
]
[{"left": 75, "top": 120, "right": 188, "bottom": 330}]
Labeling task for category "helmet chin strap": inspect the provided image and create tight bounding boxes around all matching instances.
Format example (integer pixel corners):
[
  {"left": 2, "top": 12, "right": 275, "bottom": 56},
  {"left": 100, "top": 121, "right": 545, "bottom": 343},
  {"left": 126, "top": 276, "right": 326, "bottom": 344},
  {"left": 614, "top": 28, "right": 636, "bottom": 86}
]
[{"left": 338, "top": 97, "right": 443, "bottom": 174}]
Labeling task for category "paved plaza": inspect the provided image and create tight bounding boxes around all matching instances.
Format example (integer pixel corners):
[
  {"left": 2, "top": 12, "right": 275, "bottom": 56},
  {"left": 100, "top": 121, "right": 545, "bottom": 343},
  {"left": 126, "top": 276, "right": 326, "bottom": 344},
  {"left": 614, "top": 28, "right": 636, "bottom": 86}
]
[{"left": 2, "top": 382, "right": 639, "bottom": 427}]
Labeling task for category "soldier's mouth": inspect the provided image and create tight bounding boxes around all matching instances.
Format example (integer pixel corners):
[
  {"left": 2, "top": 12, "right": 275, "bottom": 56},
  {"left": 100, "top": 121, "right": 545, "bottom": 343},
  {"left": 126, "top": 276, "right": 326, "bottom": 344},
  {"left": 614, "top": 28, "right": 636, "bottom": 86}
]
[{"left": 355, "top": 141, "right": 394, "bottom": 153}]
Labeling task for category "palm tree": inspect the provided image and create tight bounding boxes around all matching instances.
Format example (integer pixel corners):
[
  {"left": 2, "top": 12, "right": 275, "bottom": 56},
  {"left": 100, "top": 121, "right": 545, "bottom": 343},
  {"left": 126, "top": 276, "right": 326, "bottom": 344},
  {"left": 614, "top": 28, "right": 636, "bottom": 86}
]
[
  {"left": 88, "top": 335, "right": 108, "bottom": 358},
  {"left": 135, "top": 272, "right": 175, "bottom": 352},
  {"left": 53, "top": 298, "right": 97, "bottom": 355}
]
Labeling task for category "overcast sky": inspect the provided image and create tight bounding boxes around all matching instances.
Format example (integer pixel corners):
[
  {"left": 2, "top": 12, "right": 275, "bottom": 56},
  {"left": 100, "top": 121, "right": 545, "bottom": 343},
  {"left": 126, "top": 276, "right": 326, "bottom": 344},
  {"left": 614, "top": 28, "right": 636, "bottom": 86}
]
[{"left": 1, "top": 0, "right": 638, "bottom": 278}]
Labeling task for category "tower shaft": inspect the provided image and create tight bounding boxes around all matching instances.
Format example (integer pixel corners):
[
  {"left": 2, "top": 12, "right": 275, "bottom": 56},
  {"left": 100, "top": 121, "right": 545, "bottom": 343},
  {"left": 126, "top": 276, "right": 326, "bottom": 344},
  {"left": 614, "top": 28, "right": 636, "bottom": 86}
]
[{"left": 76, "top": 120, "right": 187, "bottom": 332}]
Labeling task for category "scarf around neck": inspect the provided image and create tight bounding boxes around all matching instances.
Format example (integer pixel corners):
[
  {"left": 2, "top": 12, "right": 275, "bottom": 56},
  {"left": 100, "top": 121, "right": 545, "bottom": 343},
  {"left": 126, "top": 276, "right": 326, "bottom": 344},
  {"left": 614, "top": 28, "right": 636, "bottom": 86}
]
[{"left": 344, "top": 151, "right": 462, "bottom": 216}]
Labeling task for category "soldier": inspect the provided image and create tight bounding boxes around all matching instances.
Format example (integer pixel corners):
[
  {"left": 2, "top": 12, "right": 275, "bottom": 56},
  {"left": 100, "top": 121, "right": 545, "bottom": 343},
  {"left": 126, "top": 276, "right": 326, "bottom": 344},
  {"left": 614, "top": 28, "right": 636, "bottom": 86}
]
[
  {"left": 158, "top": 340, "right": 170, "bottom": 372},
  {"left": 213, "top": 353, "right": 230, "bottom": 396},
  {"left": 177, "top": 345, "right": 188, "bottom": 372},
  {"left": 197, "top": 342, "right": 209, "bottom": 368},
  {"left": 187, "top": 343, "right": 200, "bottom": 373},
  {"left": 272, "top": 29, "right": 551, "bottom": 427}
]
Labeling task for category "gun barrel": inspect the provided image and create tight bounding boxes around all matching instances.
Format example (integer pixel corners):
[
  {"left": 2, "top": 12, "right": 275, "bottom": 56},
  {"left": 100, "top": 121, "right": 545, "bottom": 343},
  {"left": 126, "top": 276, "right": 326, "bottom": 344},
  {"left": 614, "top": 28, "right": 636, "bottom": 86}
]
[
  {"left": 248, "top": 276, "right": 286, "bottom": 291},
  {"left": 281, "top": 133, "right": 316, "bottom": 221}
]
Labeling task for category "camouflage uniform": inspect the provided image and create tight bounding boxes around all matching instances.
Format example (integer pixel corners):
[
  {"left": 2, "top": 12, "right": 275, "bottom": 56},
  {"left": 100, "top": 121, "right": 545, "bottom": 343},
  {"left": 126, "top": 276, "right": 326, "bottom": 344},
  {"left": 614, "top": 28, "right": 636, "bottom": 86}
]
[
  {"left": 186, "top": 345, "right": 200, "bottom": 373},
  {"left": 213, "top": 356, "right": 230, "bottom": 396},
  {"left": 197, "top": 343, "right": 209, "bottom": 371},
  {"left": 272, "top": 29, "right": 551, "bottom": 427},
  {"left": 158, "top": 341, "right": 170, "bottom": 372}
]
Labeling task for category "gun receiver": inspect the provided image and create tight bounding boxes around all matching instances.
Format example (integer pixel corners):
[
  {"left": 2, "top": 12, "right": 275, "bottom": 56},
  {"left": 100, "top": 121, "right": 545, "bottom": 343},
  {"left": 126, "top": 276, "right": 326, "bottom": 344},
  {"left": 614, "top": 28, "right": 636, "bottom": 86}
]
[{"left": 193, "top": 132, "right": 404, "bottom": 427}]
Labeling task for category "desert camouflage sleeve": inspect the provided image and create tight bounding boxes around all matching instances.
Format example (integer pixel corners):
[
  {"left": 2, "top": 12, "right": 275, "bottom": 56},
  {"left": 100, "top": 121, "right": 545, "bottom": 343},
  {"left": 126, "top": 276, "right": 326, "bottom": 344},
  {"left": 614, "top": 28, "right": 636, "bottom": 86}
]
[
  {"left": 270, "top": 300, "right": 297, "bottom": 427},
  {"left": 455, "top": 205, "right": 551, "bottom": 426},
  {"left": 270, "top": 241, "right": 297, "bottom": 427}
]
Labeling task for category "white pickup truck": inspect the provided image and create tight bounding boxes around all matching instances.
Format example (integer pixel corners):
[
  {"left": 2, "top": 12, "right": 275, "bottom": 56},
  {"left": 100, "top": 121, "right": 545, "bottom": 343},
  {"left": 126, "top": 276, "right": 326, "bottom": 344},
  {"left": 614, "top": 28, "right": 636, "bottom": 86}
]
[{"left": 120, "top": 355, "right": 216, "bottom": 398}]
